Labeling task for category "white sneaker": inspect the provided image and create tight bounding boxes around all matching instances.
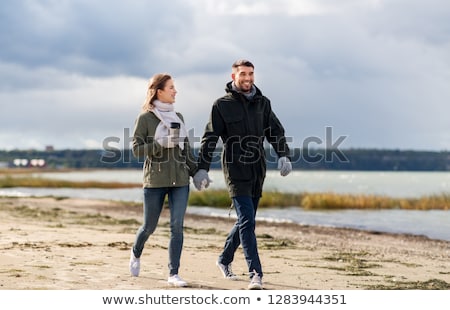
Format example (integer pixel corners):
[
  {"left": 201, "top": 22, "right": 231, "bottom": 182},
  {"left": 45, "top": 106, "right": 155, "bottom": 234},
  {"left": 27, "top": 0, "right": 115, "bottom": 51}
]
[
  {"left": 248, "top": 270, "right": 263, "bottom": 290},
  {"left": 216, "top": 260, "right": 238, "bottom": 280},
  {"left": 129, "top": 248, "right": 140, "bottom": 277},
  {"left": 168, "top": 274, "right": 188, "bottom": 287}
]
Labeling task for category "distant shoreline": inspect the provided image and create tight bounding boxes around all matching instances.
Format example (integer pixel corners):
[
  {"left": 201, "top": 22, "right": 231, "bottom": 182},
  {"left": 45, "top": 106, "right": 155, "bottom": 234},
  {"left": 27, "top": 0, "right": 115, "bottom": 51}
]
[{"left": 1, "top": 148, "right": 450, "bottom": 171}]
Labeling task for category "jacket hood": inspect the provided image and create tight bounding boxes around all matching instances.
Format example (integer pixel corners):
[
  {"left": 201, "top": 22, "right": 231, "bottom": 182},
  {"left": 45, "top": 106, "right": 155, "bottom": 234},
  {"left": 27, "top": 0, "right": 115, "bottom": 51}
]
[{"left": 225, "top": 81, "right": 263, "bottom": 98}]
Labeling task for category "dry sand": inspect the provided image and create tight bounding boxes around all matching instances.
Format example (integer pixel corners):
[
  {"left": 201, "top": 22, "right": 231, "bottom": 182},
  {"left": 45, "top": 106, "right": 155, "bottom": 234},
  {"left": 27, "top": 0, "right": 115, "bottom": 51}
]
[{"left": 0, "top": 196, "right": 449, "bottom": 290}]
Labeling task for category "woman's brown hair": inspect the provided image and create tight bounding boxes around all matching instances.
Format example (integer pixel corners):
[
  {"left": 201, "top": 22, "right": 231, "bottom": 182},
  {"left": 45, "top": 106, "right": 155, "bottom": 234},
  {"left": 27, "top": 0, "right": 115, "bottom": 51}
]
[{"left": 141, "top": 73, "right": 172, "bottom": 112}]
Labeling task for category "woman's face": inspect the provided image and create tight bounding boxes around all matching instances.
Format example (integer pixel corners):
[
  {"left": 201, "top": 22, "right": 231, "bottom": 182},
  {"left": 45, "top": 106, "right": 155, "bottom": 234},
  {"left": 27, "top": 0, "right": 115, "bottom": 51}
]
[{"left": 157, "top": 79, "right": 177, "bottom": 104}]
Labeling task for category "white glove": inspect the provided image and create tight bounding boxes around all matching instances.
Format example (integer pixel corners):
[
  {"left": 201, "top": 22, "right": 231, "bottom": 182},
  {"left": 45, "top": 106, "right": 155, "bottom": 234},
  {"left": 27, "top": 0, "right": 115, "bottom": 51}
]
[
  {"left": 156, "top": 135, "right": 182, "bottom": 148},
  {"left": 277, "top": 156, "right": 292, "bottom": 177},
  {"left": 193, "top": 169, "right": 212, "bottom": 190}
]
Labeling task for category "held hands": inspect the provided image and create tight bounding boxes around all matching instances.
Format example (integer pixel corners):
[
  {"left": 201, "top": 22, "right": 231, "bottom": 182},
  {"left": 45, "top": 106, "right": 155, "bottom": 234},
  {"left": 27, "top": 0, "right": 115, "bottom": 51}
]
[
  {"left": 193, "top": 169, "right": 212, "bottom": 191},
  {"left": 277, "top": 156, "right": 292, "bottom": 177}
]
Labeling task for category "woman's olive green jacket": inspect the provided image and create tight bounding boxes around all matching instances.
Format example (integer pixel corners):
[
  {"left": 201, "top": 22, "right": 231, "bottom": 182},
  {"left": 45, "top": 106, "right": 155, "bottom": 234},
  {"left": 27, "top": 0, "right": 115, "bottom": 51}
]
[{"left": 132, "top": 111, "right": 198, "bottom": 188}]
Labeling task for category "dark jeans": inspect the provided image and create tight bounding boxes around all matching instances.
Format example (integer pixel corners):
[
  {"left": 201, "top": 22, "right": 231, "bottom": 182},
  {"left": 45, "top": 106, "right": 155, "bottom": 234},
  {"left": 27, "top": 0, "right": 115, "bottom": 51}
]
[
  {"left": 132, "top": 186, "right": 189, "bottom": 276},
  {"left": 218, "top": 196, "right": 262, "bottom": 278}
]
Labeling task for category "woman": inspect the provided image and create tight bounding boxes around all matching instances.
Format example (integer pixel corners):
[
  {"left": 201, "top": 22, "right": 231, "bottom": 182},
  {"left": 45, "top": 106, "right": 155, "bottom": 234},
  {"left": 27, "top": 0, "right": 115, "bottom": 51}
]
[{"left": 129, "top": 73, "right": 198, "bottom": 287}]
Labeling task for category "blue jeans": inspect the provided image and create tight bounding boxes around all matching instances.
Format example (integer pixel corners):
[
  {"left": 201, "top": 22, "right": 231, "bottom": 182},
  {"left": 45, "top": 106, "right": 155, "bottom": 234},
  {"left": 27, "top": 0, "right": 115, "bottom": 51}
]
[
  {"left": 218, "top": 196, "right": 262, "bottom": 278},
  {"left": 132, "top": 186, "right": 189, "bottom": 276}
]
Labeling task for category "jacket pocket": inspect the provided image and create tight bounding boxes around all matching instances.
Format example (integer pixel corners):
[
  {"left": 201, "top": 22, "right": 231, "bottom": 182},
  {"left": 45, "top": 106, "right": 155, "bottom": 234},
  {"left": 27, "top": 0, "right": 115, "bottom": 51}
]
[
  {"left": 177, "top": 162, "right": 190, "bottom": 183},
  {"left": 223, "top": 114, "right": 245, "bottom": 136}
]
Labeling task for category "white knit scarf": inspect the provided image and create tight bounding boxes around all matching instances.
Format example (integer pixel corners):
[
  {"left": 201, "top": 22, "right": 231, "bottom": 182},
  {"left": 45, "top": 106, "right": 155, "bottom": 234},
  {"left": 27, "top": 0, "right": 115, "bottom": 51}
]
[{"left": 152, "top": 100, "right": 187, "bottom": 150}]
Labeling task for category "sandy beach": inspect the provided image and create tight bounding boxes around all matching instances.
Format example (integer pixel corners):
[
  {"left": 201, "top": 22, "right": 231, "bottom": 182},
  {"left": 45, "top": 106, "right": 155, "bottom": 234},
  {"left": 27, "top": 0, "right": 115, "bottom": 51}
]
[{"left": 0, "top": 196, "right": 448, "bottom": 290}]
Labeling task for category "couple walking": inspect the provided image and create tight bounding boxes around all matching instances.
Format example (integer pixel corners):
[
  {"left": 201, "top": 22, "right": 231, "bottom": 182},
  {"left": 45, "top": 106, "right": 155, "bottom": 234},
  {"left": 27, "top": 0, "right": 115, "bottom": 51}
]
[{"left": 129, "top": 59, "right": 292, "bottom": 290}]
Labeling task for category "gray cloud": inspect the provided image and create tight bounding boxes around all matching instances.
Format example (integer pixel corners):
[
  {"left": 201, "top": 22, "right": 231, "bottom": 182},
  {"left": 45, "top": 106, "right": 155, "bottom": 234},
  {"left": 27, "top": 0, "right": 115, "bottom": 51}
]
[
  {"left": 0, "top": 0, "right": 194, "bottom": 77},
  {"left": 1, "top": 0, "right": 449, "bottom": 151}
]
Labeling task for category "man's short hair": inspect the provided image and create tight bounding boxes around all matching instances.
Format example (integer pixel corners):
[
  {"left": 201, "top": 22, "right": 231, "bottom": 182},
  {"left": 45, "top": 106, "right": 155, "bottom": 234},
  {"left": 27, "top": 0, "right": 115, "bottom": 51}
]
[{"left": 232, "top": 59, "right": 254, "bottom": 69}]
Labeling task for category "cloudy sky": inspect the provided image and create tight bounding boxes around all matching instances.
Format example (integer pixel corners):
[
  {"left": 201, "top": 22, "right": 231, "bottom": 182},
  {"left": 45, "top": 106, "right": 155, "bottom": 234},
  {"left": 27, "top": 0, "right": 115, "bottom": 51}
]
[{"left": 1, "top": 0, "right": 449, "bottom": 151}]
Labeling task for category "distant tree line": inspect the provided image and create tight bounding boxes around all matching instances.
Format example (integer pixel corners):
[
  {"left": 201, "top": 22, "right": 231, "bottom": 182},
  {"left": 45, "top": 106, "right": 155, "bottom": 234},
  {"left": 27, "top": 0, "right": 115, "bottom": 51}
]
[{"left": 1, "top": 148, "right": 449, "bottom": 171}]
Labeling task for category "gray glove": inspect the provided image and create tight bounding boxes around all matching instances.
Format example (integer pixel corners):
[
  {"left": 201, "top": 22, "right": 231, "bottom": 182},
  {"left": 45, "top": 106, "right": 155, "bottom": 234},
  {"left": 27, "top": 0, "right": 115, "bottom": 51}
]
[
  {"left": 277, "top": 156, "right": 292, "bottom": 177},
  {"left": 193, "top": 169, "right": 212, "bottom": 190}
]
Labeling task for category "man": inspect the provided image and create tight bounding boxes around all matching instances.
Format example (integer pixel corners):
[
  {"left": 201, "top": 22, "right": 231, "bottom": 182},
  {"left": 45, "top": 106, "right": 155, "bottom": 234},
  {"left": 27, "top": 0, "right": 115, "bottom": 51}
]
[{"left": 193, "top": 59, "right": 292, "bottom": 290}]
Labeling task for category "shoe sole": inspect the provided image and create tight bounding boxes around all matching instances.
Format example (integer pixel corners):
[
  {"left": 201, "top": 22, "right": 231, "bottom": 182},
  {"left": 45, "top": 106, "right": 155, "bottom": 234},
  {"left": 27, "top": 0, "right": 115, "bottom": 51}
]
[
  {"left": 248, "top": 284, "right": 263, "bottom": 290},
  {"left": 168, "top": 282, "right": 188, "bottom": 287},
  {"left": 130, "top": 271, "right": 139, "bottom": 277}
]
